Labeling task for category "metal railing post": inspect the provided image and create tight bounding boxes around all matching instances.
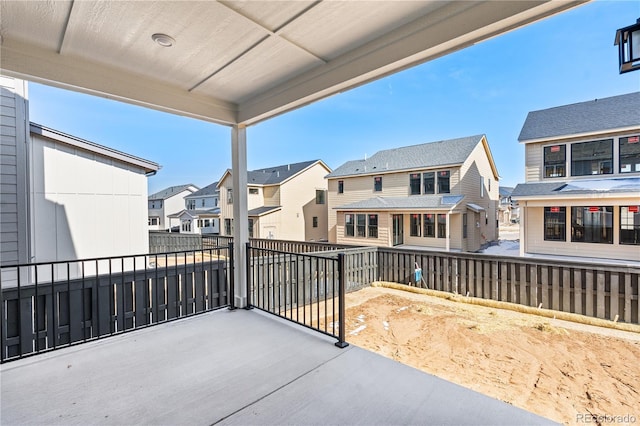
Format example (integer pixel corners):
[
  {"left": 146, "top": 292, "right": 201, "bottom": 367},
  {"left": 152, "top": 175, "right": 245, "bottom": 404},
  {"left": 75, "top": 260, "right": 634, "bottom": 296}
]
[
  {"left": 245, "top": 242, "right": 253, "bottom": 310},
  {"left": 228, "top": 242, "right": 236, "bottom": 310},
  {"left": 335, "top": 253, "right": 348, "bottom": 348}
]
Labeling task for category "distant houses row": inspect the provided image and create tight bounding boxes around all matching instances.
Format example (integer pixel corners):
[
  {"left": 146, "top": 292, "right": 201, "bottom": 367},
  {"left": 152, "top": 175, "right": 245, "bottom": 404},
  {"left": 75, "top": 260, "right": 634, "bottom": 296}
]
[
  {"left": 149, "top": 92, "right": 640, "bottom": 263},
  {"left": 2, "top": 75, "right": 638, "bottom": 268}
]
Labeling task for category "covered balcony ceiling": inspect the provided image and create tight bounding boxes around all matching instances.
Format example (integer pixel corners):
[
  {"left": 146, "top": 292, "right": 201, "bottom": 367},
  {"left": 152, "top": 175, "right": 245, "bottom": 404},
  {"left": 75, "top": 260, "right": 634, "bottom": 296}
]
[{"left": 1, "top": 0, "right": 584, "bottom": 126}]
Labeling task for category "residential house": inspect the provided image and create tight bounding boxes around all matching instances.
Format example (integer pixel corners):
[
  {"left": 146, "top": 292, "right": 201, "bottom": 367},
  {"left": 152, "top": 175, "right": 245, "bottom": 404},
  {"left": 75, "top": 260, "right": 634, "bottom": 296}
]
[
  {"left": 169, "top": 181, "right": 220, "bottom": 234},
  {"left": 218, "top": 160, "right": 330, "bottom": 241},
  {"left": 148, "top": 184, "right": 199, "bottom": 231},
  {"left": 326, "top": 135, "right": 499, "bottom": 252},
  {"left": 498, "top": 186, "right": 519, "bottom": 224},
  {"left": 1, "top": 75, "right": 159, "bottom": 269},
  {"left": 512, "top": 92, "right": 640, "bottom": 262}
]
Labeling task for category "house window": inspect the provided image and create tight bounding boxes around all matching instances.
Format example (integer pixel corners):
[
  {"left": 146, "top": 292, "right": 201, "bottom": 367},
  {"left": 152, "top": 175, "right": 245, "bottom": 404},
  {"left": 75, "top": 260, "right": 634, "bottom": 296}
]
[
  {"left": 374, "top": 176, "right": 382, "bottom": 192},
  {"left": 197, "top": 219, "right": 203, "bottom": 227},
  {"left": 248, "top": 219, "right": 254, "bottom": 238},
  {"left": 423, "top": 172, "right": 435, "bottom": 194},
  {"left": 571, "top": 206, "right": 613, "bottom": 244},
  {"left": 409, "top": 173, "right": 421, "bottom": 195},
  {"left": 544, "top": 207, "right": 566, "bottom": 241},
  {"left": 544, "top": 145, "right": 566, "bottom": 178},
  {"left": 437, "top": 214, "right": 446, "bottom": 238},
  {"left": 338, "top": 180, "right": 344, "bottom": 194},
  {"left": 571, "top": 139, "right": 613, "bottom": 176},
  {"left": 410, "top": 214, "right": 421, "bottom": 237},
  {"left": 480, "top": 176, "right": 484, "bottom": 198},
  {"left": 227, "top": 189, "right": 233, "bottom": 204},
  {"left": 249, "top": 188, "right": 259, "bottom": 195},
  {"left": 356, "top": 214, "right": 366, "bottom": 237},
  {"left": 368, "top": 214, "right": 378, "bottom": 238},
  {"left": 423, "top": 214, "right": 435, "bottom": 237},
  {"left": 462, "top": 213, "right": 467, "bottom": 239},
  {"left": 215, "top": 198, "right": 219, "bottom": 207},
  {"left": 148, "top": 217, "right": 159, "bottom": 226},
  {"left": 182, "top": 220, "right": 191, "bottom": 232},
  {"left": 224, "top": 219, "right": 233, "bottom": 236},
  {"left": 201, "top": 199, "right": 205, "bottom": 207},
  {"left": 345, "top": 214, "right": 354, "bottom": 237},
  {"left": 620, "top": 135, "right": 640, "bottom": 173},
  {"left": 316, "top": 190, "right": 326, "bottom": 204},
  {"left": 620, "top": 206, "right": 640, "bottom": 245},
  {"left": 488, "top": 179, "right": 491, "bottom": 192},
  {"left": 187, "top": 200, "right": 196, "bottom": 209},
  {"left": 312, "top": 216, "right": 318, "bottom": 228},
  {"left": 437, "top": 171, "right": 450, "bottom": 194}
]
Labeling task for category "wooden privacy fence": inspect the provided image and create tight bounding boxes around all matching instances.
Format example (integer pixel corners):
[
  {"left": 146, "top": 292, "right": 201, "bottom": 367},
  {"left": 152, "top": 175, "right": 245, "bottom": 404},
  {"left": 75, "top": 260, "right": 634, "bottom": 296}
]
[
  {"left": 149, "top": 231, "right": 203, "bottom": 253},
  {"left": 377, "top": 248, "right": 640, "bottom": 324},
  {"left": 0, "top": 248, "right": 232, "bottom": 363}
]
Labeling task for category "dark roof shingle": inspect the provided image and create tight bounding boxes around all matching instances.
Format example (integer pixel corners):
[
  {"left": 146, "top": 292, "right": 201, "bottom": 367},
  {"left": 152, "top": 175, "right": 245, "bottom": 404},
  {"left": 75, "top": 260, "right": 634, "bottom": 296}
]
[
  {"left": 518, "top": 92, "right": 640, "bottom": 142},
  {"left": 326, "top": 135, "right": 484, "bottom": 178},
  {"left": 149, "top": 184, "right": 198, "bottom": 200}
]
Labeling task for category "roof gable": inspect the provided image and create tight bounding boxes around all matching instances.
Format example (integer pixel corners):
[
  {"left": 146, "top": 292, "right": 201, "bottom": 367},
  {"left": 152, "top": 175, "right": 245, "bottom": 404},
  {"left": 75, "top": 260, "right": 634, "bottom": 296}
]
[
  {"left": 149, "top": 184, "right": 198, "bottom": 200},
  {"left": 518, "top": 92, "right": 640, "bottom": 142},
  {"left": 326, "top": 135, "right": 484, "bottom": 178},
  {"left": 187, "top": 181, "right": 219, "bottom": 198}
]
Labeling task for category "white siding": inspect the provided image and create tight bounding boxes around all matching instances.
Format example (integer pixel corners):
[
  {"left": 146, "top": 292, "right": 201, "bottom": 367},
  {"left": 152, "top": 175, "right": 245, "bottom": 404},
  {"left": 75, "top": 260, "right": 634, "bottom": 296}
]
[
  {"left": 0, "top": 76, "right": 29, "bottom": 266},
  {"left": 29, "top": 133, "right": 150, "bottom": 262}
]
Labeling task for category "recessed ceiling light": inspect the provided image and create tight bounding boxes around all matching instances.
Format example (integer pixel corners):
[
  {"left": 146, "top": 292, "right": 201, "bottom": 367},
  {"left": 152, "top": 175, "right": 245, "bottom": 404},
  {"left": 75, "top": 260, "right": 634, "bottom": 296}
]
[{"left": 152, "top": 33, "right": 175, "bottom": 47}]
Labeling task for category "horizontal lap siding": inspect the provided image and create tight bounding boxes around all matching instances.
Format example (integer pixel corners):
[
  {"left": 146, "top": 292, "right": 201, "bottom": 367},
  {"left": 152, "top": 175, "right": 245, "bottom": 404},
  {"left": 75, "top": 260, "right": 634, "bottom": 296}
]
[{"left": 1, "top": 76, "right": 28, "bottom": 266}]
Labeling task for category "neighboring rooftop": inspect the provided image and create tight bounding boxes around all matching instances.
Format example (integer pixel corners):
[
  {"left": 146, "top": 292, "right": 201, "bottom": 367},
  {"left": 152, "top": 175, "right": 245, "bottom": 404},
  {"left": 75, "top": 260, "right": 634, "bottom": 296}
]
[
  {"left": 326, "top": 135, "right": 485, "bottom": 178},
  {"left": 149, "top": 184, "right": 198, "bottom": 200},
  {"left": 518, "top": 92, "right": 640, "bottom": 142},
  {"left": 499, "top": 186, "right": 514, "bottom": 197},
  {"left": 512, "top": 177, "right": 640, "bottom": 198},
  {"left": 31, "top": 122, "right": 160, "bottom": 173},
  {"left": 187, "top": 181, "right": 219, "bottom": 198},
  {"left": 221, "top": 160, "right": 329, "bottom": 186},
  {"left": 335, "top": 194, "right": 465, "bottom": 210}
]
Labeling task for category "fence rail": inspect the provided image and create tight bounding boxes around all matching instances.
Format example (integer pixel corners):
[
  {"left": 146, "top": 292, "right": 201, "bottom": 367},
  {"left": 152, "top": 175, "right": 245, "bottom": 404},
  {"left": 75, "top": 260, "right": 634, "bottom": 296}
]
[
  {"left": 377, "top": 248, "right": 640, "bottom": 324},
  {"left": 246, "top": 244, "right": 347, "bottom": 347},
  {"left": 0, "top": 246, "right": 233, "bottom": 363}
]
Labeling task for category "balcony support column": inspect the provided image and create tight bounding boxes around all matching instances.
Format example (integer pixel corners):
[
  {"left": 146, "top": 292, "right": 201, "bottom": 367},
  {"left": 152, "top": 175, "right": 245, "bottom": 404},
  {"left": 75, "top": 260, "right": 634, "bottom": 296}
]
[{"left": 231, "top": 125, "right": 249, "bottom": 308}]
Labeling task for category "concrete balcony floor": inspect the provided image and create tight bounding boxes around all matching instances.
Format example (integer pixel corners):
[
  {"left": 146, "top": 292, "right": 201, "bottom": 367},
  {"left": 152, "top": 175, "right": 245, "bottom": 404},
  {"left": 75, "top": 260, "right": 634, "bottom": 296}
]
[{"left": 1, "top": 309, "right": 555, "bottom": 425}]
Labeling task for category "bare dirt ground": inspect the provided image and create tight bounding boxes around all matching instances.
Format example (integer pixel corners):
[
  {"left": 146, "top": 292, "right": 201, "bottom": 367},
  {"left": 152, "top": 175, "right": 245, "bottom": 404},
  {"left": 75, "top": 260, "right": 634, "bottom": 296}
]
[{"left": 343, "top": 286, "right": 640, "bottom": 426}]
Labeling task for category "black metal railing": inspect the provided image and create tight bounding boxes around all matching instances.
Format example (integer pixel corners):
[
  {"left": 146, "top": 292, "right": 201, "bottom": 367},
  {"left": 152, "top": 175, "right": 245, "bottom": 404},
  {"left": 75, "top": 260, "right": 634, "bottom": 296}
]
[
  {"left": 0, "top": 244, "right": 233, "bottom": 363},
  {"left": 246, "top": 244, "right": 348, "bottom": 348}
]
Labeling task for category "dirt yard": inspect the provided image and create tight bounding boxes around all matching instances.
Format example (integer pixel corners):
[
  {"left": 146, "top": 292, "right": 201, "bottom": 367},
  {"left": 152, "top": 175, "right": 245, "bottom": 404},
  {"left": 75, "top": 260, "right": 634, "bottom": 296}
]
[{"left": 344, "top": 286, "right": 640, "bottom": 426}]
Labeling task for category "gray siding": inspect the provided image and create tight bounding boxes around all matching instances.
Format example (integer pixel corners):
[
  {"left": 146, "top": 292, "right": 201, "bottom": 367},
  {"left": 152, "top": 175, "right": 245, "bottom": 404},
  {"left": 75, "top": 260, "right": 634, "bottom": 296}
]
[{"left": 0, "top": 76, "right": 29, "bottom": 266}]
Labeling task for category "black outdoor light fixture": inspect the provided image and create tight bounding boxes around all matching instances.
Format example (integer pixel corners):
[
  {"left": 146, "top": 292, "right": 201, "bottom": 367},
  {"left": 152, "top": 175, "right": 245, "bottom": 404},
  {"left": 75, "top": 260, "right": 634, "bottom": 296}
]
[{"left": 614, "top": 18, "right": 640, "bottom": 74}]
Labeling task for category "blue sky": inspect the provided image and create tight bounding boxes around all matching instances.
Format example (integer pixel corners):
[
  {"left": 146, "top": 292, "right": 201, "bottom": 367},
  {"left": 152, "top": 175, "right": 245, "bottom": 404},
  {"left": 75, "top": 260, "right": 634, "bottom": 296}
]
[{"left": 27, "top": 0, "right": 640, "bottom": 194}]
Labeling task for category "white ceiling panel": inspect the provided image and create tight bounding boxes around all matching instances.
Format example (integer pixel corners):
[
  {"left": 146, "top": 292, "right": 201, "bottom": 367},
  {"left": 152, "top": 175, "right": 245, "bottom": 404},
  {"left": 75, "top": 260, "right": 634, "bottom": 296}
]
[
  {"left": 194, "top": 35, "right": 323, "bottom": 102},
  {"left": 0, "top": 1, "right": 586, "bottom": 126},
  {"left": 60, "top": 1, "right": 265, "bottom": 90},
  {"left": 282, "top": 1, "right": 447, "bottom": 61},
  {"left": 0, "top": 1, "right": 72, "bottom": 51}
]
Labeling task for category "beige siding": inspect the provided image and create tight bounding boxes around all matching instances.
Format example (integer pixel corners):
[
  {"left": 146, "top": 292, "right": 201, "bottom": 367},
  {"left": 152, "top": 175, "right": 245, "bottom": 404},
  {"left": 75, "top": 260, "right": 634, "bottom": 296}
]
[
  {"left": 335, "top": 211, "right": 390, "bottom": 247},
  {"left": 247, "top": 186, "right": 263, "bottom": 211},
  {"left": 523, "top": 200, "right": 640, "bottom": 262},
  {"left": 255, "top": 211, "right": 280, "bottom": 239},
  {"left": 457, "top": 140, "right": 499, "bottom": 249},
  {"left": 218, "top": 175, "right": 234, "bottom": 231},
  {"left": 279, "top": 162, "right": 329, "bottom": 241},
  {"left": 263, "top": 186, "right": 280, "bottom": 207},
  {"left": 328, "top": 167, "right": 462, "bottom": 244},
  {"left": 525, "top": 143, "right": 542, "bottom": 182},
  {"left": 0, "top": 76, "right": 29, "bottom": 266}
]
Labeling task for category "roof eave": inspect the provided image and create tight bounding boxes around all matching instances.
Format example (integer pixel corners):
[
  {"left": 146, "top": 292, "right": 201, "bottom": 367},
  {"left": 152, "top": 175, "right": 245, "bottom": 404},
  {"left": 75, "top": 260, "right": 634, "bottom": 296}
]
[{"left": 519, "top": 125, "right": 640, "bottom": 144}]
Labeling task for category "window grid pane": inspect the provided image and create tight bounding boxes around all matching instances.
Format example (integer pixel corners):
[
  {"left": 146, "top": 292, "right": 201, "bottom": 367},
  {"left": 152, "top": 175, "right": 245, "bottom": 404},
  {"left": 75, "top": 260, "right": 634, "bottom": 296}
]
[
  {"left": 571, "top": 139, "right": 613, "bottom": 176},
  {"left": 544, "top": 207, "right": 566, "bottom": 241},
  {"left": 620, "top": 206, "right": 640, "bottom": 245},
  {"left": 571, "top": 206, "right": 613, "bottom": 244}
]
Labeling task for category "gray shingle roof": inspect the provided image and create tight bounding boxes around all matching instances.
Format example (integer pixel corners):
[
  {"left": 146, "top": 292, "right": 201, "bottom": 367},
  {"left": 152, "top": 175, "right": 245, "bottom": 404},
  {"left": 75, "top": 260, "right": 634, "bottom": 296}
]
[
  {"left": 512, "top": 178, "right": 640, "bottom": 198},
  {"left": 248, "top": 206, "right": 282, "bottom": 216},
  {"left": 335, "top": 195, "right": 465, "bottom": 210},
  {"left": 518, "top": 92, "right": 640, "bottom": 142},
  {"left": 149, "top": 184, "right": 198, "bottom": 200},
  {"left": 326, "top": 135, "right": 485, "bottom": 178},
  {"left": 248, "top": 160, "right": 320, "bottom": 185},
  {"left": 187, "top": 181, "right": 219, "bottom": 198}
]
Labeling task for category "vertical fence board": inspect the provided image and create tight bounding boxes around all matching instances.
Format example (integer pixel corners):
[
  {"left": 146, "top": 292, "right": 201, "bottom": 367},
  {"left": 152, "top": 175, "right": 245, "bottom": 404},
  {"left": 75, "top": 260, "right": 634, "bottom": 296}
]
[
  {"left": 596, "top": 271, "right": 606, "bottom": 319},
  {"left": 574, "top": 270, "right": 583, "bottom": 316},
  {"left": 624, "top": 273, "right": 632, "bottom": 323},
  {"left": 610, "top": 273, "right": 619, "bottom": 321}
]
